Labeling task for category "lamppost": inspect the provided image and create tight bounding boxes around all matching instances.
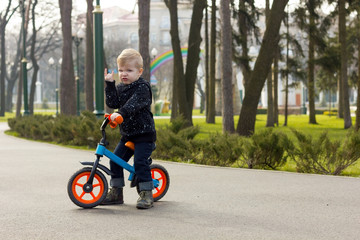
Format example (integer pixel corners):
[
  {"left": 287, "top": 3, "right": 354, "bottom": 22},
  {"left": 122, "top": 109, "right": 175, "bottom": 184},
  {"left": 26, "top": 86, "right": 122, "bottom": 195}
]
[
  {"left": 93, "top": 0, "right": 105, "bottom": 118},
  {"left": 302, "top": 84, "right": 307, "bottom": 114},
  {"left": 72, "top": 27, "right": 85, "bottom": 116},
  {"left": 21, "top": 0, "right": 29, "bottom": 116},
  {"left": 48, "top": 57, "right": 62, "bottom": 116},
  {"left": 150, "top": 47, "right": 158, "bottom": 102},
  {"left": 151, "top": 47, "right": 158, "bottom": 61}
]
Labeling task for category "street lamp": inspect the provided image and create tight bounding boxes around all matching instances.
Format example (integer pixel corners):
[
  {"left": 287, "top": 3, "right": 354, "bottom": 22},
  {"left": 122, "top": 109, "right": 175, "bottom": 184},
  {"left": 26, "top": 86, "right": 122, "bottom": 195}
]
[
  {"left": 93, "top": 0, "right": 105, "bottom": 118},
  {"left": 21, "top": 0, "right": 29, "bottom": 116},
  {"left": 48, "top": 57, "right": 62, "bottom": 116},
  {"left": 151, "top": 48, "right": 158, "bottom": 60},
  {"left": 150, "top": 48, "right": 158, "bottom": 102},
  {"left": 72, "top": 27, "right": 85, "bottom": 116}
]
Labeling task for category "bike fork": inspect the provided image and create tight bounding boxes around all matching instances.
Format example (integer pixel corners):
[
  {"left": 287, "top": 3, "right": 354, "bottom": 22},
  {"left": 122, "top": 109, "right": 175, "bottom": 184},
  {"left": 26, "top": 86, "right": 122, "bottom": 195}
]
[{"left": 83, "top": 155, "right": 101, "bottom": 193}]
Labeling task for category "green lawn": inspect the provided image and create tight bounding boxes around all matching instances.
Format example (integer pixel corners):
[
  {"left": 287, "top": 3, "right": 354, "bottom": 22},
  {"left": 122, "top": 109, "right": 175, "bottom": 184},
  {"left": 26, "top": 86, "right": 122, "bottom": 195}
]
[
  {"left": 155, "top": 113, "right": 350, "bottom": 142},
  {"left": 155, "top": 113, "right": 360, "bottom": 177}
]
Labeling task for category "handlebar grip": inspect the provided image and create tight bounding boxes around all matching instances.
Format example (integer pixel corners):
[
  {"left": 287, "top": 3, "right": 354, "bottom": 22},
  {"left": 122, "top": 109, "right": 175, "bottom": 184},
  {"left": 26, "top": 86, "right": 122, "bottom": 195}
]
[
  {"left": 109, "top": 121, "right": 117, "bottom": 128},
  {"left": 104, "top": 113, "right": 123, "bottom": 128},
  {"left": 114, "top": 115, "right": 123, "bottom": 124}
]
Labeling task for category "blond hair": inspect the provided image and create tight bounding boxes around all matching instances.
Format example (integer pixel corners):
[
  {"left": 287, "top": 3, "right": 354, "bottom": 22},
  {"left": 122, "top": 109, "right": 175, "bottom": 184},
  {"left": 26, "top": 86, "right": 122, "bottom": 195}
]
[{"left": 117, "top": 48, "right": 143, "bottom": 69}]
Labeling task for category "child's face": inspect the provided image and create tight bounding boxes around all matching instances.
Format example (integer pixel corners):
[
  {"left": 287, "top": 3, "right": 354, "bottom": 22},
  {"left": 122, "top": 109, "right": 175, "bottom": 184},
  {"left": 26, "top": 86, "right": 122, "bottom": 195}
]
[{"left": 118, "top": 60, "right": 143, "bottom": 85}]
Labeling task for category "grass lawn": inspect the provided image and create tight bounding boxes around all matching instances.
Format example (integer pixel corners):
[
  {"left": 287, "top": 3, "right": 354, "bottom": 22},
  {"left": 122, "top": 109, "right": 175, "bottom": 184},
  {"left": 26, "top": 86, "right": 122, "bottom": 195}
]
[
  {"left": 156, "top": 113, "right": 350, "bottom": 142},
  {"left": 0, "top": 112, "right": 16, "bottom": 122},
  {"left": 155, "top": 112, "right": 360, "bottom": 177}
]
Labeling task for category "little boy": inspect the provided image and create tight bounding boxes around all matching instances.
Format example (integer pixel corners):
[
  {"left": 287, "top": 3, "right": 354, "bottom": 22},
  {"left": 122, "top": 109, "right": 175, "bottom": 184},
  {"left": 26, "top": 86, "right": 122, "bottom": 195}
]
[{"left": 102, "top": 48, "right": 156, "bottom": 209}]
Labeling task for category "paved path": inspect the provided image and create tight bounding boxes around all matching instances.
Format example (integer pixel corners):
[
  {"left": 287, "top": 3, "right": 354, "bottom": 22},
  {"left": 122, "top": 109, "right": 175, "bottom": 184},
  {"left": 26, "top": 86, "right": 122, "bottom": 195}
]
[{"left": 0, "top": 122, "right": 360, "bottom": 240}]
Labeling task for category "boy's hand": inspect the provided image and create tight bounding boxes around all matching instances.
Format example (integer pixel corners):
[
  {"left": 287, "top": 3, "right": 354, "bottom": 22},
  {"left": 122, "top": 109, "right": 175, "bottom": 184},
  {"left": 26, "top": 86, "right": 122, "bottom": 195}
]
[
  {"left": 110, "top": 113, "right": 123, "bottom": 124},
  {"left": 104, "top": 68, "right": 114, "bottom": 82}
]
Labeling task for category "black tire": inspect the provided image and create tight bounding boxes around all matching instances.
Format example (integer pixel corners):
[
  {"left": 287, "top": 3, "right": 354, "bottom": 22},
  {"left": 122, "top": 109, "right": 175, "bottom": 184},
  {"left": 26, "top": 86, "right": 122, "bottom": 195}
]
[
  {"left": 67, "top": 167, "right": 108, "bottom": 208},
  {"left": 137, "top": 164, "right": 170, "bottom": 202}
]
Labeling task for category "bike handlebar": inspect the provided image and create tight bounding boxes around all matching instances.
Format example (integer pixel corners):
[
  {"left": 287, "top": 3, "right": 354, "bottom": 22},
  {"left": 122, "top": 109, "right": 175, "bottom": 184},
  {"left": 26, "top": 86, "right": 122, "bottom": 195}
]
[
  {"left": 99, "top": 113, "right": 123, "bottom": 146},
  {"left": 104, "top": 113, "right": 123, "bottom": 128}
]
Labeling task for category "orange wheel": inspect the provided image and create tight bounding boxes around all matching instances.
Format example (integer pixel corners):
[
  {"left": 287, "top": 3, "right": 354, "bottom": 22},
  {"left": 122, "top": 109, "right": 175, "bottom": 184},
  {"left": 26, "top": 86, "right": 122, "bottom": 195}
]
[
  {"left": 150, "top": 164, "right": 170, "bottom": 202},
  {"left": 67, "top": 167, "right": 108, "bottom": 208}
]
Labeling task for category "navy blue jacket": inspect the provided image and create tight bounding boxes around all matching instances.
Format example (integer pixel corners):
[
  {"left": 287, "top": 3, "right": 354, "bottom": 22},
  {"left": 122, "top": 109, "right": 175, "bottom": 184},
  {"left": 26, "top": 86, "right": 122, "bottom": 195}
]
[{"left": 105, "top": 77, "right": 156, "bottom": 143}]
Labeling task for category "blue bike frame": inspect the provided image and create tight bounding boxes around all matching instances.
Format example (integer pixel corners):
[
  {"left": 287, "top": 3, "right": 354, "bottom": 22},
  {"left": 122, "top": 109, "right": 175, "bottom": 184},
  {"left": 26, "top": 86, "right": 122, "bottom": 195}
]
[
  {"left": 81, "top": 143, "right": 159, "bottom": 189},
  {"left": 95, "top": 144, "right": 136, "bottom": 181}
]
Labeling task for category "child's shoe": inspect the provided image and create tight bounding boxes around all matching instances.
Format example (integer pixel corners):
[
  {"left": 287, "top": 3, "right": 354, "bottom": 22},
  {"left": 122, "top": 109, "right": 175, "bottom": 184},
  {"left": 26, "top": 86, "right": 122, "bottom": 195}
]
[
  {"left": 136, "top": 190, "right": 153, "bottom": 209},
  {"left": 100, "top": 187, "right": 124, "bottom": 205}
]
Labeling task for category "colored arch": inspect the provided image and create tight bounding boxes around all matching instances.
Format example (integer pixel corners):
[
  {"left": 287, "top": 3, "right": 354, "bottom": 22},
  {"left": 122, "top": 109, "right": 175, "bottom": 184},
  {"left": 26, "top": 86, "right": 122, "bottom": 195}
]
[{"left": 150, "top": 47, "right": 203, "bottom": 76}]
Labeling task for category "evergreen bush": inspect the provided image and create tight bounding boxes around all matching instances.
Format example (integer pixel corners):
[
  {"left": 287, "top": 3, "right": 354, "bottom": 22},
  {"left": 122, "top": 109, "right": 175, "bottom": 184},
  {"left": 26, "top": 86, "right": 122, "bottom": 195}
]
[
  {"left": 287, "top": 129, "right": 360, "bottom": 175},
  {"left": 193, "top": 133, "right": 244, "bottom": 166},
  {"left": 152, "top": 117, "right": 199, "bottom": 162},
  {"left": 241, "top": 128, "right": 290, "bottom": 170},
  {"left": 7, "top": 113, "right": 360, "bottom": 176}
]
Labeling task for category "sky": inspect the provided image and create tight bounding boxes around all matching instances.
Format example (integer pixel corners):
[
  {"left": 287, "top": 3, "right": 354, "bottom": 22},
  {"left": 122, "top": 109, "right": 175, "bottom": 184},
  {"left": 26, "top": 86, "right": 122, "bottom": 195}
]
[
  {"left": 2, "top": 0, "right": 303, "bottom": 16},
  {"left": 73, "top": 0, "right": 302, "bottom": 14}
]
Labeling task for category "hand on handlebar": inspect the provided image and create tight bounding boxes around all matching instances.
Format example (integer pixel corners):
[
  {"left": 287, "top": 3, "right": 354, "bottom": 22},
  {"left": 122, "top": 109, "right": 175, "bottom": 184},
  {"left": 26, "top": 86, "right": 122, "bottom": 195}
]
[
  {"left": 105, "top": 113, "right": 123, "bottom": 128},
  {"left": 110, "top": 113, "right": 123, "bottom": 124}
]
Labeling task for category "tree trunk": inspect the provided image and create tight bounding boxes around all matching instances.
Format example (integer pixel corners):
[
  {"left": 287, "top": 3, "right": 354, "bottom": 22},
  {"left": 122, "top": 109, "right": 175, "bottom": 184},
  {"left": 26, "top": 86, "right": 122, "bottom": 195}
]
[
  {"left": 184, "top": 0, "right": 206, "bottom": 124},
  {"left": 337, "top": 76, "right": 343, "bottom": 118},
  {"left": 206, "top": 0, "right": 216, "bottom": 123},
  {"left": 85, "top": 0, "right": 94, "bottom": 111},
  {"left": 59, "top": 0, "right": 76, "bottom": 115},
  {"left": 29, "top": 0, "right": 39, "bottom": 115},
  {"left": 236, "top": 0, "right": 288, "bottom": 136},
  {"left": 5, "top": 26, "right": 21, "bottom": 112},
  {"left": 273, "top": 46, "right": 279, "bottom": 126},
  {"left": 166, "top": 0, "right": 206, "bottom": 126},
  {"left": 220, "top": 0, "right": 234, "bottom": 133},
  {"left": 339, "top": 0, "right": 352, "bottom": 128},
  {"left": 284, "top": 11, "right": 289, "bottom": 126},
  {"left": 138, "top": 0, "right": 150, "bottom": 82},
  {"left": 238, "top": 0, "right": 251, "bottom": 89},
  {"left": 165, "top": 0, "right": 186, "bottom": 121},
  {"left": 205, "top": 2, "right": 210, "bottom": 119},
  {"left": 16, "top": 0, "right": 31, "bottom": 117},
  {"left": 265, "top": 0, "right": 274, "bottom": 127},
  {"left": 0, "top": 1, "right": 14, "bottom": 116},
  {"left": 0, "top": 22, "right": 6, "bottom": 116},
  {"left": 308, "top": 0, "right": 317, "bottom": 124},
  {"left": 355, "top": 7, "right": 360, "bottom": 131}
]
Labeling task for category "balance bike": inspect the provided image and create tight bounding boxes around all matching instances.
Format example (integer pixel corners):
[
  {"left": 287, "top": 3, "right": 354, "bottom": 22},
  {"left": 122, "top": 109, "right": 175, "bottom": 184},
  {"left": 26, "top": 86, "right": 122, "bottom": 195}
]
[{"left": 67, "top": 114, "right": 170, "bottom": 208}]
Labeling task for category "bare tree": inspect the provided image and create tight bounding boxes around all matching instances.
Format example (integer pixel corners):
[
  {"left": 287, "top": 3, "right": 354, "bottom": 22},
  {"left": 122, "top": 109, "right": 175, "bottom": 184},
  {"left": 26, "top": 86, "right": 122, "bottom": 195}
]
[
  {"left": 265, "top": 0, "right": 274, "bottom": 127},
  {"left": 28, "top": 0, "right": 38, "bottom": 114},
  {"left": 138, "top": 0, "right": 150, "bottom": 82},
  {"left": 165, "top": 0, "right": 206, "bottom": 125},
  {"left": 165, "top": 0, "right": 183, "bottom": 120},
  {"left": 85, "top": 0, "right": 94, "bottom": 111},
  {"left": 355, "top": 2, "right": 360, "bottom": 131},
  {"left": 220, "top": 0, "right": 234, "bottom": 133},
  {"left": 59, "top": 0, "right": 76, "bottom": 115},
  {"left": 5, "top": 29, "right": 21, "bottom": 112},
  {"left": 206, "top": 0, "right": 216, "bottom": 124},
  {"left": 236, "top": 0, "right": 288, "bottom": 136},
  {"left": 5, "top": 1, "right": 60, "bottom": 113},
  {"left": 339, "top": 0, "right": 352, "bottom": 128},
  {"left": 16, "top": 0, "right": 31, "bottom": 117},
  {"left": 0, "top": 0, "right": 18, "bottom": 116}
]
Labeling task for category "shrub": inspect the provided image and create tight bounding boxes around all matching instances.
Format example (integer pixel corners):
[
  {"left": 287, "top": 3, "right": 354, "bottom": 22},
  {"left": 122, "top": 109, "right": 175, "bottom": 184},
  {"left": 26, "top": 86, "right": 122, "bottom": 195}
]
[
  {"left": 153, "top": 128, "right": 194, "bottom": 161},
  {"left": 193, "top": 133, "right": 244, "bottom": 166},
  {"left": 287, "top": 129, "right": 360, "bottom": 175},
  {"left": 152, "top": 117, "right": 199, "bottom": 162},
  {"left": 8, "top": 115, "right": 54, "bottom": 140},
  {"left": 241, "top": 128, "right": 290, "bottom": 170}
]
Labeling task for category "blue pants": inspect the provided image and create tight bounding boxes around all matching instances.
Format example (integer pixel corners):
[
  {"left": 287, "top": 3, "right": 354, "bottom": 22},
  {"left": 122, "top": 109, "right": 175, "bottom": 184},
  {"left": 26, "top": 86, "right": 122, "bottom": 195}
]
[{"left": 110, "top": 140, "right": 154, "bottom": 191}]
